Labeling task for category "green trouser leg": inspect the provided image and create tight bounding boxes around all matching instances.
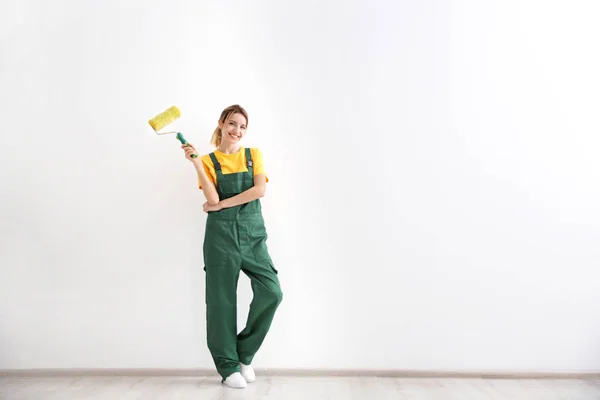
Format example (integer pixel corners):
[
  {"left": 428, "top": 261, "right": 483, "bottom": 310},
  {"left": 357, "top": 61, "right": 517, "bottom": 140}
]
[
  {"left": 205, "top": 258, "right": 242, "bottom": 380},
  {"left": 237, "top": 228, "right": 283, "bottom": 365},
  {"left": 204, "top": 217, "right": 283, "bottom": 380}
]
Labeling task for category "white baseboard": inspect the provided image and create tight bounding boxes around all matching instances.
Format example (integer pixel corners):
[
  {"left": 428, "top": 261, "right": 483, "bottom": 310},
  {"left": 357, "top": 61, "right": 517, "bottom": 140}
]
[{"left": 1, "top": 368, "right": 599, "bottom": 379}]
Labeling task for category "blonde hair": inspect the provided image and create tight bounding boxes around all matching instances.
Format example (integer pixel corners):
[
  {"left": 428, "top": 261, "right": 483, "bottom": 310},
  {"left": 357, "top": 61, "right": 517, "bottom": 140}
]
[{"left": 210, "top": 104, "right": 249, "bottom": 147}]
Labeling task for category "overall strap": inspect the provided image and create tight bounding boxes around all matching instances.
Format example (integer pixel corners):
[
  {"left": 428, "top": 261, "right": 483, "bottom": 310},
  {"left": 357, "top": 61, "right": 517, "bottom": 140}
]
[
  {"left": 208, "top": 152, "right": 223, "bottom": 181},
  {"left": 245, "top": 148, "right": 253, "bottom": 174}
]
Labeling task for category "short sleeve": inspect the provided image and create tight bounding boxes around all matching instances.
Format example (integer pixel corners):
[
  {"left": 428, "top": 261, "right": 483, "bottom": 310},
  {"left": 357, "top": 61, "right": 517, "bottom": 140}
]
[
  {"left": 198, "top": 155, "right": 216, "bottom": 189},
  {"left": 251, "top": 148, "right": 269, "bottom": 182}
]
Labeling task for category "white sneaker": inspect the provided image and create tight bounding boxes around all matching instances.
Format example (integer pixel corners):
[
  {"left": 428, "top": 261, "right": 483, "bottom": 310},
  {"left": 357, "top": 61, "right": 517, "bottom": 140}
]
[
  {"left": 240, "top": 363, "right": 255, "bottom": 383},
  {"left": 222, "top": 372, "right": 247, "bottom": 389}
]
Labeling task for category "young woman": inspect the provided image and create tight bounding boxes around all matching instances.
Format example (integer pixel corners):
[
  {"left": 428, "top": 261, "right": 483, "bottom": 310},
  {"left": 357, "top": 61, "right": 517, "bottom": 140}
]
[{"left": 182, "top": 104, "right": 283, "bottom": 389}]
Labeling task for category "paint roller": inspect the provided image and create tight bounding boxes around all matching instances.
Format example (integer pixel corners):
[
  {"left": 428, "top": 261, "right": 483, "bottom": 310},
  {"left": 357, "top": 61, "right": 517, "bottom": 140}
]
[{"left": 148, "top": 105, "right": 197, "bottom": 158}]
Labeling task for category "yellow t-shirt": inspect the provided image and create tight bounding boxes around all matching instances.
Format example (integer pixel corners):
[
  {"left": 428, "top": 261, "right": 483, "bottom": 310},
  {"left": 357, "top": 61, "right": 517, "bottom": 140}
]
[{"left": 198, "top": 147, "right": 268, "bottom": 189}]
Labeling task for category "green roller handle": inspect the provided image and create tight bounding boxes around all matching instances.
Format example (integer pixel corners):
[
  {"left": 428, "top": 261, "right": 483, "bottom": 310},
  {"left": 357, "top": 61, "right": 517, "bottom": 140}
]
[{"left": 176, "top": 132, "right": 197, "bottom": 158}]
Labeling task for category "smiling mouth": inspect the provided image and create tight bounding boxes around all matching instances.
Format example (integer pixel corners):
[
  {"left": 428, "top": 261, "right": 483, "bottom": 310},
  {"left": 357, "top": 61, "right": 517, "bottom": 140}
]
[{"left": 229, "top": 133, "right": 240, "bottom": 139}]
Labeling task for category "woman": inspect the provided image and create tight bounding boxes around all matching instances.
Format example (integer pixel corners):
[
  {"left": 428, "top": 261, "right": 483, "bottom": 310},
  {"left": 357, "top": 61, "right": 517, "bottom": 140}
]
[{"left": 182, "top": 104, "right": 283, "bottom": 389}]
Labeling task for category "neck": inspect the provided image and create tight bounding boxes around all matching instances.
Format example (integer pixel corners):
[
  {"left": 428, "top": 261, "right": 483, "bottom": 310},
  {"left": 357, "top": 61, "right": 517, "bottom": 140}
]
[{"left": 217, "top": 142, "right": 241, "bottom": 154}]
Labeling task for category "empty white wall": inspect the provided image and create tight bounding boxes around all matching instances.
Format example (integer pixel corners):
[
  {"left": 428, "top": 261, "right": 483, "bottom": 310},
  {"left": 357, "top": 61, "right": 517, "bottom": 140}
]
[{"left": 1, "top": 0, "right": 599, "bottom": 373}]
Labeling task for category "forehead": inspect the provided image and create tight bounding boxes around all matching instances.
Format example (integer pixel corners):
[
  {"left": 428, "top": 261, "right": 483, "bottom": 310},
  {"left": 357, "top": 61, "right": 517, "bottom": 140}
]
[{"left": 228, "top": 112, "right": 247, "bottom": 125}]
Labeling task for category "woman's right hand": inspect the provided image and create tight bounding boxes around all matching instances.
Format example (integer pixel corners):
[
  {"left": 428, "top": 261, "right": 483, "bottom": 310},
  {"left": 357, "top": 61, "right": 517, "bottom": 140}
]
[{"left": 182, "top": 143, "right": 198, "bottom": 161}]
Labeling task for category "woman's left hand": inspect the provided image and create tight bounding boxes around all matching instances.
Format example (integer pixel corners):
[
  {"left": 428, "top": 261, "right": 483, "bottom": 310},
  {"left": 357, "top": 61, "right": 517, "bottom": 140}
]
[{"left": 203, "top": 202, "right": 223, "bottom": 213}]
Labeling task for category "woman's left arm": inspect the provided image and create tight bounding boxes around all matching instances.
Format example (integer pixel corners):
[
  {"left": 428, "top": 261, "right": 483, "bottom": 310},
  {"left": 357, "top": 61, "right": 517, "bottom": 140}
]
[{"left": 203, "top": 174, "right": 267, "bottom": 212}]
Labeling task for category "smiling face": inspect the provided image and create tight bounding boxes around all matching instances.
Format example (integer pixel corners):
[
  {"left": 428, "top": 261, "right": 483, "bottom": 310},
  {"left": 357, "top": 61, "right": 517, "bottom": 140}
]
[
  {"left": 210, "top": 105, "right": 249, "bottom": 148},
  {"left": 219, "top": 112, "right": 247, "bottom": 145}
]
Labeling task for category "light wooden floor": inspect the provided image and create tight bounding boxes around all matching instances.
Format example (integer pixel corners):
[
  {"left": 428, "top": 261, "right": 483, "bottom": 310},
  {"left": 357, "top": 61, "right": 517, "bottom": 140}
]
[{"left": 1, "top": 375, "right": 600, "bottom": 399}]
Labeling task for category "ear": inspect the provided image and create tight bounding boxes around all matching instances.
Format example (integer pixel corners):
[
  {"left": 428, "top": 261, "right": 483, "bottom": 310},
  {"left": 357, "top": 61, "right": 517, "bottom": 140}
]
[{"left": 218, "top": 120, "right": 223, "bottom": 129}]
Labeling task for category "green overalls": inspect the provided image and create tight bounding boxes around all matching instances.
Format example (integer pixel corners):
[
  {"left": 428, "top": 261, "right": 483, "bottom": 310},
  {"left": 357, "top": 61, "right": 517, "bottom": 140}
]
[{"left": 203, "top": 148, "right": 283, "bottom": 380}]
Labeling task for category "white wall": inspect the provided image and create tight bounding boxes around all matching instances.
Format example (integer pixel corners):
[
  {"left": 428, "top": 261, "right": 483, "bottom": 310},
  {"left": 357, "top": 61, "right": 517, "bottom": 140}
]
[{"left": 1, "top": 0, "right": 599, "bottom": 373}]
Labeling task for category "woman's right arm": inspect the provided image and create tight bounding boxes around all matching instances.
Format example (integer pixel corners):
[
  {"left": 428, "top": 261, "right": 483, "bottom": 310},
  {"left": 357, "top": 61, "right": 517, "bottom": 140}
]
[
  {"left": 183, "top": 144, "right": 220, "bottom": 205},
  {"left": 195, "top": 161, "right": 220, "bottom": 205}
]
